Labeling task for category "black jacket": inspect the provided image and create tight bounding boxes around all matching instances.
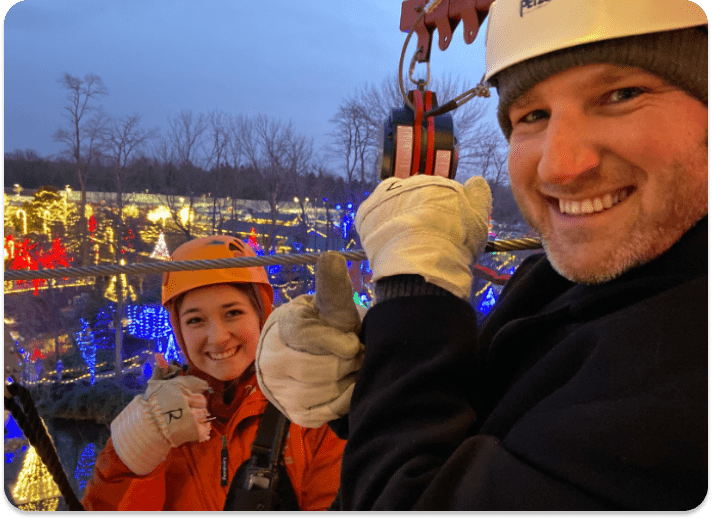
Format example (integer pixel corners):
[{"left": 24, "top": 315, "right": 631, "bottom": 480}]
[{"left": 336, "top": 217, "right": 707, "bottom": 510}]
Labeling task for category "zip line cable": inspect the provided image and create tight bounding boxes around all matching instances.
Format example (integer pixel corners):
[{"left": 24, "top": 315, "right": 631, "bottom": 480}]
[{"left": 4, "top": 239, "right": 542, "bottom": 282}]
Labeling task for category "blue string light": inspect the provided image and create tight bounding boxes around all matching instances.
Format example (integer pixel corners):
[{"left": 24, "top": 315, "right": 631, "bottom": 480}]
[
  {"left": 5, "top": 413, "right": 24, "bottom": 440},
  {"left": 74, "top": 318, "right": 96, "bottom": 385},
  {"left": 477, "top": 286, "right": 498, "bottom": 316},
  {"left": 74, "top": 443, "right": 96, "bottom": 490},
  {"left": 93, "top": 305, "right": 115, "bottom": 350}
]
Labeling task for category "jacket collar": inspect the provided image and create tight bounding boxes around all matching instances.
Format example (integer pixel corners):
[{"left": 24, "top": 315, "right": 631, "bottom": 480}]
[{"left": 482, "top": 215, "right": 707, "bottom": 337}]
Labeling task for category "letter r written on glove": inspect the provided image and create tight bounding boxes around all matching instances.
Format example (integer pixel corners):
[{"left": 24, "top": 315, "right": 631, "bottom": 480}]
[{"left": 164, "top": 408, "right": 184, "bottom": 424}]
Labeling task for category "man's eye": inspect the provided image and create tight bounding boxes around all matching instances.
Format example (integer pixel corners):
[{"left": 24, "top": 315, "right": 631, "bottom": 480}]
[
  {"left": 607, "top": 87, "right": 647, "bottom": 103},
  {"left": 518, "top": 109, "right": 549, "bottom": 124}
]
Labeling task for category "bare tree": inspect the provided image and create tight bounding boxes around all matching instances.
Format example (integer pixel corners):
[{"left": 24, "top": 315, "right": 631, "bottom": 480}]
[
  {"left": 52, "top": 73, "right": 108, "bottom": 265},
  {"left": 206, "top": 110, "right": 231, "bottom": 233},
  {"left": 474, "top": 126, "right": 509, "bottom": 189},
  {"left": 149, "top": 133, "right": 178, "bottom": 193},
  {"left": 328, "top": 98, "right": 375, "bottom": 202},
  {"left": 103, "top": 113, "right": 156, "bottom": 383},
  {"left": 241, "top": 115, "right": 313, "bottom": 251},
  {"left": 161, "top": 111, "right": 209, "bottom": 239},
  {"left": 168, "top": 110, "right": 208, "bottom": 168},
  {"left": 104, "top": 113, "right": 157, "bottom": 253}
]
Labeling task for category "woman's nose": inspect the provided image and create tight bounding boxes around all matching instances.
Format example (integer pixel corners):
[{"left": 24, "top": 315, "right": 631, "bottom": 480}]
[{"left": 206, "top": 321, "right": 230, "bottom": 346}]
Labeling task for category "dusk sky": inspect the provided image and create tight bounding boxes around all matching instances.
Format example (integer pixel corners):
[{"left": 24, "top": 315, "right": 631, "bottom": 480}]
[{"left": 3, "top": 0, "right": 498, "bottom": 170}]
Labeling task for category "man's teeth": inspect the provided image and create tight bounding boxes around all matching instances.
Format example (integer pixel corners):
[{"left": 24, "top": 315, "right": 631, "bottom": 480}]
[
  {"left": 559, "top": 190, "right": 628, "bottom": 215},
  {"left": 208, "top": 346, "right": 237, "bottom": 361}
]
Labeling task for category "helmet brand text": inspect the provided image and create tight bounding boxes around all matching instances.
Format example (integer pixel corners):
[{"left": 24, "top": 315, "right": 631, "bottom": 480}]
[{"left": 521, "top": 0, "right": 552, "bottom": 17}]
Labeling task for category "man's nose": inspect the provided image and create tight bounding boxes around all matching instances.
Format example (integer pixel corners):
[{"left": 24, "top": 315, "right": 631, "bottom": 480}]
[{"left": 537, "top": 110, "right": 600, "bottom": 184}]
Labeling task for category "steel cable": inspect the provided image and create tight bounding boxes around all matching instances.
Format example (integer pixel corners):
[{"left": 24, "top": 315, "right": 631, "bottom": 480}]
[{"left": 3, "top": 239, "right": 542, "bottom": 282}]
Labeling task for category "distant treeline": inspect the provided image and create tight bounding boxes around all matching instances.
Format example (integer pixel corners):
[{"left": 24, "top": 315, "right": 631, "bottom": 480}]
[{"left": 4, "top": 149, "right": 368, "bottom": 206}]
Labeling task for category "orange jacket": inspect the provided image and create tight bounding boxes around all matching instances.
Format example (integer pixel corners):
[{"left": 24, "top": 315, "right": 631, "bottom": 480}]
[{"left": 82, "top": 373, "right": 344, "bottom": 511}]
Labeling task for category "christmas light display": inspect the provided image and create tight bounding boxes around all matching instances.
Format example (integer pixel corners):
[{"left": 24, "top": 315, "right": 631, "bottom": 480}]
[
  {"left": 5, "top": 412, "right": 24, "bottom": 439},
  {"left": 147, "top": 205, "right": 171, "bottom": 226},
  {"left": 163, "top": 334, "right": 182, "bottom": 364},
  {"left": 88, "top": 214, "right": 97, "bottom": 235},
  {"left": 11, "top": 445, "right": 61, "bottom": 510},
  {"left": 150, "top": 231, "right": 170, "bottom": 260},
  {"left": 4, "top": 235, "right": 73, "bottom": 295},
  {"left": 125, "top": 304, "right": 183, "bottom": 364},
  {"left": 93, "top": 305, "right": 115, "bottom": 351},
  {"left": 120, "top": 227, "right": 137, "bottom": 255},
  {"left": 104, "top": 259, "right": 137, "bottom": 303},
  {"left": 74, "top": 318, "right": 97, "bottom": 385},
  {"left": 247, "top": 227, "right": 261, "bottom": 252},
  {"left": 123, "top": 204, "right": 140, "bottom": 219},
  {"left": 20, "top": 351, "right": 154, "bottom": 388},
  {"left": 73, "top": 443, "right": 96, "bottom": 491}
]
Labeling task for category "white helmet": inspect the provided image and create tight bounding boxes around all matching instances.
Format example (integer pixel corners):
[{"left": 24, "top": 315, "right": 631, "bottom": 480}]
[
  {"left": 484, "top": 0, "right": 707, "bottom": 81},
  {"left": 483, "top": 0, "right": 708, "bottom": 138}
]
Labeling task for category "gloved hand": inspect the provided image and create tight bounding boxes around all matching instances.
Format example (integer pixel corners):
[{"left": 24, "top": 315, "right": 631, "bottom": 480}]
[
  {"left": 110, "top": 355, "right": 212, "bottom": 475},
  {"left": 356, "top": 175, "right": 492, "bottom": 299},
  {"left": 256, "top": 252, "right": 366, "bottom": 428}
]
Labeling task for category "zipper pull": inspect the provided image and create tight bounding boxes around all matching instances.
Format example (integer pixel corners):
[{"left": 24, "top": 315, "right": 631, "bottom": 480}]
[{"left": 220, "top": 435, "right": 228, "bottom": 486}]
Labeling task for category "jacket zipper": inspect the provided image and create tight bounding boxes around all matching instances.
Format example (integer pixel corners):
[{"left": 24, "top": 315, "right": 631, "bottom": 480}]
[{"left": 221, "top": 435, "right": 228, "bottom": 486}]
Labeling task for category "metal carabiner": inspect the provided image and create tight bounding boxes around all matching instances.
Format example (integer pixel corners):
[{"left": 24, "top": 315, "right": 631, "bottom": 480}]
[{"left": 409, "top": 51, "right": 431, "bottom": 89}]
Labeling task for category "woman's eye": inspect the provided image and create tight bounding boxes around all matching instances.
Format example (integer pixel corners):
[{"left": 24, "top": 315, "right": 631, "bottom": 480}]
[
  {"left": 184, "top": 317, "right": 202, "bottom": 326},
  {"left": 607, "top": 87, "right": 647, "bottom": 103},
  {"left": 226, "top": 309, "right": 243, "bottom": 319}
]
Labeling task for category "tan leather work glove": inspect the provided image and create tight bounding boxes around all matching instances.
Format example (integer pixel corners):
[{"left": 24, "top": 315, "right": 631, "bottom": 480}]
[
  {"left": 256, "top": 252, "right": 366, "bottom": 428},
  {"left": 110, "top": 355, "right": 211, "bottom": 475},
  {"left": 356, "top": 175, "right": 492, "bottom": 299}
]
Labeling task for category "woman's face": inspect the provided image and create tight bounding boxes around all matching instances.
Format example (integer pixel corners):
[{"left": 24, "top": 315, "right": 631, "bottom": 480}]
[{"left": 178, "top": 284, "right": 261, "bottom": 381}]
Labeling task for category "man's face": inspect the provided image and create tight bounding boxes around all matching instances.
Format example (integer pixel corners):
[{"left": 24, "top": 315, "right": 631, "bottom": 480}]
[{"left": 507, "top": 63, "right": 707, "bottom": 283}]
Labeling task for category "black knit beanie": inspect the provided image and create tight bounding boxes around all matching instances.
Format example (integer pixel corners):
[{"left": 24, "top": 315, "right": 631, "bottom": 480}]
[{"left": 492, "top": 26, "right": 708, "bottom": 140}]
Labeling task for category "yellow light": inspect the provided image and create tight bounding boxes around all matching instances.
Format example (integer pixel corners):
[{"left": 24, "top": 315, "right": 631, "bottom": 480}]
[
  {"left": 11, "top": 446, "right": 61, "bottom": 509},
  {"left": 147, "top": 205, "right": 171, "bottom": 226},
  {"left": 179, "top": 206, "right": 193, "bottom": 226},
  {"left": 104, "top": 259, "right": 137, "bottom": 302},
  {"left": 16, "top": 209, "right": 27, "bottom": 235},
  {"left": 123, "top": 204, "right": 139, "bottom": 219}
]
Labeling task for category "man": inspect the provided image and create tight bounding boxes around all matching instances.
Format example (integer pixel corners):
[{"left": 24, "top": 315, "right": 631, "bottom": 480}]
[{"left": 256, "top": 0, "right": 707, "bottom": 510}]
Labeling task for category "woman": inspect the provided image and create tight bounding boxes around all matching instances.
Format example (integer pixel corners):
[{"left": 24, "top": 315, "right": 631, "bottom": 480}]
[{"left": 82, "top": 235, "right": 345, "bottom": 510}]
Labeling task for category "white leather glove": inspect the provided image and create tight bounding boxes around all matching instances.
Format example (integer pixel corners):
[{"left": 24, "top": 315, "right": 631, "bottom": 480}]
[
  {"left": 256, "top": 252, "right": 366, "bottom": 428},
  {"left": 355, "top": 175, "right": 492, "bottom": 299},
  {"left": 110, "top": 356, "right": 211, "bottom": 475}
]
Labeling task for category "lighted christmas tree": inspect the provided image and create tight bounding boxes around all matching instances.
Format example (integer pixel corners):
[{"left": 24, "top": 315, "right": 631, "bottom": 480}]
[
  {"left": 125, "top": 304, "right": 185, "bottom": 364},
  {"left": 93, "top": 305, "right": 115, "bottom": 351},
  {"left": 74, "top": 443, "right": 96, "bottom": 491},
  {"left": 11, "top": 446, "right": 61, "bottom": 511},
  {"left": 104, "top": 260, "right": 137, "bottom": 303},
  {"left": 150, "top": 231, "right": 171, "bottom": 260},
  {"left": 75, "top": 318, "right": 97, "bottom": 385},
  {"left": 163, "top": 333, "right": 182, "bottom": 364}
]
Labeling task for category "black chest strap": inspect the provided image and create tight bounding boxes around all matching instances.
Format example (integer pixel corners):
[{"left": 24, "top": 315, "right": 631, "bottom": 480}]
[{"left": 223, "top": 402, "right": 299, "bottom": 511}]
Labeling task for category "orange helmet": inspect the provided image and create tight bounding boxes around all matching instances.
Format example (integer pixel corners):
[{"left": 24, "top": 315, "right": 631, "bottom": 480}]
[{"left": 161, "top": 235, "right": 273, "bottom": 322}]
